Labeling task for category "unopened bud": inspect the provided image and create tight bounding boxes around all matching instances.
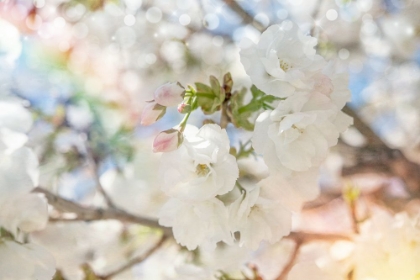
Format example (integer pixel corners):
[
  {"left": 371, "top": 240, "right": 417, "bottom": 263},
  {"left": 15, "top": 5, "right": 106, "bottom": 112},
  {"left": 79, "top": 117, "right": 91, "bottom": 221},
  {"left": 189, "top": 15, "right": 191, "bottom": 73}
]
[
  {"left": 140, "top": 101, "right": 166, "bottom": 126},
  {"left": 154, "top": 82, "right": 184, "bottom": 107},
  {"left": 153, "top": 128, "right": 183, "bottom": 153},
  {"left": 177, "top": 103, "right": 191, "bottom": 114}
]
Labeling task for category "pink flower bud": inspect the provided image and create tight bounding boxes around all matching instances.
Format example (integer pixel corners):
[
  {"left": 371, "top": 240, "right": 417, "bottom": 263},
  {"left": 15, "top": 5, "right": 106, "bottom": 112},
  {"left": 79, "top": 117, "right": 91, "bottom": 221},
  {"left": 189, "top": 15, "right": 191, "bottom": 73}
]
[
  {"left": 153, "top": 128, "right": 183, "bottom": 153},
  {"left": 154, "top": 82, "right": 184, "bottom": 107},
  {"left": 177, "top": 103, "right": 192, "bottom": 114},
  {"left": 140, "top": 101, "right": 166, "bottom": 126}
]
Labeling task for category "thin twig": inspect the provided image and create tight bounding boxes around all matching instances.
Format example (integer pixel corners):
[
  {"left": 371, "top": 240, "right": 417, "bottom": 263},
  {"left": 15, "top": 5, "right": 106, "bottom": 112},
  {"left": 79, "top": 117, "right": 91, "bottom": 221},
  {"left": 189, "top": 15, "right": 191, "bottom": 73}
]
[
  {"left": 286, "top": 231, "right": 352, "bottom": 243},
  {"left": 222, "top": 0, "right": 265, "bottom": 32},
  {"left": 32, "top": 187, "right": 172, "bottom": 236},
  {"left": 349, "top": 199, "right": 360, "bottom": 234},
  {"left": 98, "top": 235, "right": 168, "bottom": 280},
  {"left": 220, "top": 102, "right": 230, "bottom": 129},
  {"left": 82, "top": 134, "right": 117, "bottom": 208},
  {"left": 276, "top": 240, "right": 303, "bottom": 280}
]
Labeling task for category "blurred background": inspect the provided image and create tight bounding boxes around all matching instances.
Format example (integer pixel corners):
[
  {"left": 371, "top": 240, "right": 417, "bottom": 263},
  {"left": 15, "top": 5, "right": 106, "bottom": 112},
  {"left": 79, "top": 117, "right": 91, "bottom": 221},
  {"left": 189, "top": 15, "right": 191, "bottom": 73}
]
[{"left": 2, "top": 0, "right": 420, "bottom": 278}]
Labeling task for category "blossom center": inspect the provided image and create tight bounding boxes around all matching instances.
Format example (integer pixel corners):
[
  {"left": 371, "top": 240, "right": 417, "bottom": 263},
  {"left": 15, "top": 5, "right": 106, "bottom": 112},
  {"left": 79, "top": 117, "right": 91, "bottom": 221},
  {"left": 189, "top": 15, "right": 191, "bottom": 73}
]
[
  {"left": 196, "top": 164, "right": 210, "bottom": 177},
  {"left": 279, "top": 59, "right": 292, "bottom": 72},
  {"left": 292, "top": 124, "right": 304, "bottom": 133}
]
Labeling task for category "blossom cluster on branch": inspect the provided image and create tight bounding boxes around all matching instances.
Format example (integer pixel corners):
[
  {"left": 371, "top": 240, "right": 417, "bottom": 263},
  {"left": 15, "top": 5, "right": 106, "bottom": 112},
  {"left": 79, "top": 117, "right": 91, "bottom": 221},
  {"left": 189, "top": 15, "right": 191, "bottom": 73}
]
[
  {"left": 2, "top": 0, "right": 420, "bottom": 279},
  {"left": 147, "top": 20, "right": 352, "bottom": 254}
]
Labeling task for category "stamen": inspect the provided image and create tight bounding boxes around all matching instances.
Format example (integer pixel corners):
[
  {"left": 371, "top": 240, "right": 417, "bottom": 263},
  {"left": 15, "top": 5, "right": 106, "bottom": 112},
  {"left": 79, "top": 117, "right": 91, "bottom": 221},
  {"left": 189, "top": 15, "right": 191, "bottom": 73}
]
[{"left": 196, "top": 164, "right": 210, "bottom": 177}]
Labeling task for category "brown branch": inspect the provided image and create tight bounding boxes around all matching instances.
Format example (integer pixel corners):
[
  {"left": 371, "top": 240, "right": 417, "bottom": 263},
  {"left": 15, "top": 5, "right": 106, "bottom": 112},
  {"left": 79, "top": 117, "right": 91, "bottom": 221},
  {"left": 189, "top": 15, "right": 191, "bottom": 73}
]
[
  {"left": 276, "top": 240, "right": 302, "bottom": 280},
  {"left": 98, "top": 235, "right": 168, "bottom": 280},
  {"left": 222, "top": 0, "right": 265, "bottom": 32},
  {"left": 286, "top": 231, "right": 352, "bottom": 243},
  {"left": 342, "top": 106, "right": 386, "bottom": 147},
  {"left": 340, "top": 144, "right": 420, "bottom": 196},
  {"left": 32, "top": 187, "right": 172, "bottom": 236},
  {"left": 220, "top": 102, "right": 230, "bottom": 129},
  {"left": 83, "top": 135, "right": 117, "bottom": 208},
  {"left": 348, "top": 199, "right": 360, "bottom": 234}
]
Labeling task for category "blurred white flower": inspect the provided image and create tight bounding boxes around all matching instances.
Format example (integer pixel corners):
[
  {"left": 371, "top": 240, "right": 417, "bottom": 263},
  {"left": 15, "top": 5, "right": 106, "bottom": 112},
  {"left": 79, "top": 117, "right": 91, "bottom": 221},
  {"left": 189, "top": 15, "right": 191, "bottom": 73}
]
[
  {"left": 252, "top": 104, "right": 333, "bottom": 173},
  {"left": 0, "top": 240, "right": 55, "bottom": 280},
  {"left": 229, "top": 183, "right": 292, "bottom": 249},
  {"left": 0, "top": 101, "right": 32, "bottom": 134},
  {"left": 353, "top": 211, "right": 420, "bottom": 280},
  {"left": 159, "top": 197, "right": 233, "bottom": 250},
  {"left": 0, "top": 146, "right": 39, "bottom": 204},
  {"left": 240, "top": 20, "right": 323, "bottom": 97},
  {"left": 289, "top": 262, "right": 340, "bottom": 280},
  {"left": 100, "top": 167, "right": 166, "bottom": 218},
  {"left": 0, "top": 193, "right": 48, "bottom": 233},
  {"left": 159, "top": 124, "right": 238, "bottom": 201},
  {"left": 252, "top": 88, "right": 351, "bottom": 174}
]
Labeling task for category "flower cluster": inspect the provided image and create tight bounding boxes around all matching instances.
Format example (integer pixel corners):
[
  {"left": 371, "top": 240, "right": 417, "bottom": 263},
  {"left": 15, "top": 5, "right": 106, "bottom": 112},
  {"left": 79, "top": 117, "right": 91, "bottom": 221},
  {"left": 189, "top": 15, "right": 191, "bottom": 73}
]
[
  {"left": 236, "top": 20, "right": 352, "bottom": 246},
  {"left": 140, "top": 82, "right": 185, "bottom": 126},
  {"left": 352, "top": 211, "right": 420, "bottom": 279},
  {"left": 0, "top": 96, "right": 55, "bottom": 279},
  {"left": 158, "top": 124, "right": 239, "bottom": 250},
  {"left": 153, "top": 20, "right": 352, "bottom": 252}
]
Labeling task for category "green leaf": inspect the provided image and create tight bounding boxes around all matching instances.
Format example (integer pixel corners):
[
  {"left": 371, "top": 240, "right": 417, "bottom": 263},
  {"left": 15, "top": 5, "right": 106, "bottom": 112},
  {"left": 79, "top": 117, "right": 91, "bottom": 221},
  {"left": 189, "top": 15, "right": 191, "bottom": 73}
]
[
  {"left": 251, "top": 85, "right": 265, "bottom": 98},
  {"left": 195, "top": 82, "right": 213, "bottom": 95},
  {"left": 195, "top": 76, "right": 226, "bottom": 115}
]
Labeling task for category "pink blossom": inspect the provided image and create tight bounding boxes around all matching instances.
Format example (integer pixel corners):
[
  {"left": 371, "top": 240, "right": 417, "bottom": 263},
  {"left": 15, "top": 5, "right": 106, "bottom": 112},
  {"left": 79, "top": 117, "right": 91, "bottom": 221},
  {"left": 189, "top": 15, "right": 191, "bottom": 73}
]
[
  {"left": 140, "top": 101, "right": 166, "bottom": 126},
  {"left": 153, "top": 128, "right": 183, "bottom": 153},
  {"left": 154, "top": 82, "right": 184, "bottom": 107}
]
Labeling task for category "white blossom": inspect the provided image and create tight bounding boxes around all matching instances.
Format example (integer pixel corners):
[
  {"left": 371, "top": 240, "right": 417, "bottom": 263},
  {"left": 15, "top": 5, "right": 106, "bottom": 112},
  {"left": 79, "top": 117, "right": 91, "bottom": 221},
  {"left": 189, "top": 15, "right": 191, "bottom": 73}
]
[
  {"left": 0, "top": 239, "right": 55, "bottom": 280},
  {"left": 240, "top": 21, "right": 324, "bottom": 97},
  {"left": 229, "top": 184, "right": 291, "bottom": 249},
  {"left": 252, "top": 104, "right": 333, "bottom": 173},
  {"left": 352, "top": 211, "right": 420, "bottom": 280},
  {"left": 0, "top": 146, "right": 39, "bottom": 204},
  {"left": 159, "top": 197, "right": 233, "bottom": 250},
  {"left": 0, "top": 193, "right": 48, "bottom": 233},
  {"left": 159, "top": 124, "right": 238, "bottom": 201},
  {"left": 289, "top": 262, "right": 340, "bottom": 280},
  {"left": 252, "top": 90, "right": 351, "bottom": 174}
]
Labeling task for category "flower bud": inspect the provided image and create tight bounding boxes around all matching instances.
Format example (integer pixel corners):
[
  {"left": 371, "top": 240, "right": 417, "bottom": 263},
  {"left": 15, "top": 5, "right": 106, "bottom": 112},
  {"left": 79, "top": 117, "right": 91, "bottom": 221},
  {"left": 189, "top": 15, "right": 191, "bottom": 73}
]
[
  {"left": 154, "top": 82, "right": 184, "bottom": 107},
  {"left": 153, "top": 128, "right": 183, "bottom": 153},
  {"left": 140, "top": 101, "right": 166, "bottom": 126},
  {"left": 177, "top": 103, "right": 192, "bottom": 114}
]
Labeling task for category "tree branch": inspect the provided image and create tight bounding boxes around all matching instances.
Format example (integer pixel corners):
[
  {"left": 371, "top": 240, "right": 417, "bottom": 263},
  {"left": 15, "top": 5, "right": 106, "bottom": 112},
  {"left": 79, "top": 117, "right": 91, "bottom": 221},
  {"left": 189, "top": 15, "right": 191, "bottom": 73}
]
[
  {"left": 286, "top": 231, "right": 352, "bottom": 243},
  {"left": 83, "top": 135, "right": 117, "bottom": 209},
  {"left": 342, "top": 106, "right": 386, "bottom": 147},
  {"left": 98, "top": 235, "right": 168, "bottom": 280},
  {"left": 222, "top": 0, "right": 265, "bottom": 32},
  {"left": 32, "top": 187, "right": 172, "bottom": 236},
  {"left": 275, "top": 240, "right": 302, "bottom": 280}
]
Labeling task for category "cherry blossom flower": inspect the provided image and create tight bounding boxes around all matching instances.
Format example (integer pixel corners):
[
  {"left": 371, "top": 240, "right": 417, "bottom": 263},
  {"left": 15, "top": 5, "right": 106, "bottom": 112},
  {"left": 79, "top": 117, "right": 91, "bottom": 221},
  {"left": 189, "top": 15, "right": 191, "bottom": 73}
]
[
  {"left": 0, "top": 240, "right": 55, "bottom": 280},
  {"left": 159, "top": 197, "right": 233, "bottom": 250},
  {"left": 0, "top": 193, "right": 48, "bottom": 233},
  {"left": 154, "top": 82, "right": 184, "bottom": 107},
  {"left": 159, "top": 124, "right": 238, "bottom": 201},
  {"left": 240, "top": 21, "right": 324, "bottom": 97}
]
